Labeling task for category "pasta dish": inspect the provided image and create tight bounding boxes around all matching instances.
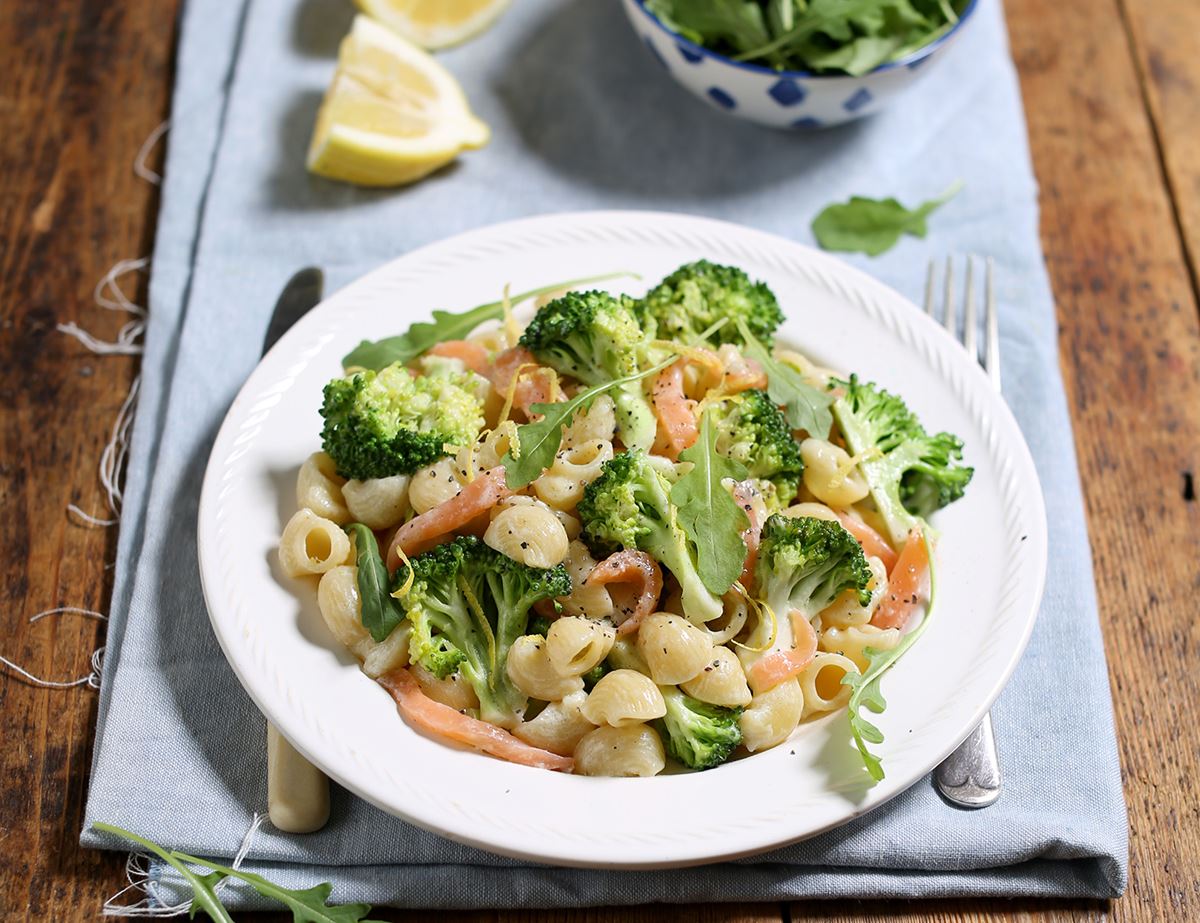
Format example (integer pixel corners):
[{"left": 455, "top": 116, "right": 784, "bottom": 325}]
[{"left": 276, "top": 261, "right": 972, "bottom": 780}]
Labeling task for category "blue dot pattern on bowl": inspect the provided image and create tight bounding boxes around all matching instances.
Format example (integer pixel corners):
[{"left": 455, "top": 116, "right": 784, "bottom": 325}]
[
  {"left": 643, "top": 37, "right": 669, "bottom": 70},
  {"left": 768, "top": 78, "right": 806, "bottom": 107},
  {"left": 707, "top": 87, "right": 737, "bottom": 110},
  {"left": 791, "top": 116, "right": 823, "bottom": 129},
  {"left": 843, "top": 87, "right": 873, "bottom": 112},
  {"left": 676, "top": 42, "right": 703, "bottom": 64}
]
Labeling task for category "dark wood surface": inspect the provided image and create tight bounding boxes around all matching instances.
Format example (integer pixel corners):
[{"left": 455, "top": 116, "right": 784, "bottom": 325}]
[{"left": 2, "top": 0, "right": 1197, "bottom": 920}]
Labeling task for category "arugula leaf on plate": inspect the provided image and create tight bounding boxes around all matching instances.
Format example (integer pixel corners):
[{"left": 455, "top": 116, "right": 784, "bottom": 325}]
[
  {"left": 811, "top": 181, "right": 963, "bottom": 257},
  {"left": 842, "top": 531, "right": 936, "bottom": 781},
  {"left": 342, "top": 272, "right": 632, "bottom": 371},
  {"left": 502, "top": 355, "right": 678, "bottom": 490},
  {"left": 736, "top": 319, "right": 833, "bottom": 438},
  {"left": 346, "top": 523, "right": 404, "bottom": 642},
  {"left": 670, "top": 408, "right": 750, "bottom": 595}
]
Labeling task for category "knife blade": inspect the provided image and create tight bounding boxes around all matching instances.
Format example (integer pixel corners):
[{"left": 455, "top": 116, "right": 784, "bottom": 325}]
[
  {"left": 262, "top": 267, "right": 331, "bottom": 834},
  {"left": 262, "top": 267, "right": 324, "bottom": 355}
]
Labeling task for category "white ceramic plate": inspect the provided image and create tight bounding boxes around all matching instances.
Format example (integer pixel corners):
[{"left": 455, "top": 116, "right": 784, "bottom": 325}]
[{"left": 198, "top": 211, "right": 1047, "bottom": 868}]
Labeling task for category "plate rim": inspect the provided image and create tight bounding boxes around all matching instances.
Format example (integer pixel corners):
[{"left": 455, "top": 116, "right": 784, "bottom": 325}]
[{"left": 197, "top": 209, "right": 1048, "bottom": 868}]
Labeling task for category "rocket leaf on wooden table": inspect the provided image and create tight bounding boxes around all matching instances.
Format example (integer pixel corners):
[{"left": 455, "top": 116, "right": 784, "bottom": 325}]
[
  {"left": 670, "top": 408, "right": 750, "bottom": 595},
  {"left": 811, "top": 181, "right": 963, "bottom": 256},
  {"left": 342, "top": 272, "right": 633, "bottom": 370}
]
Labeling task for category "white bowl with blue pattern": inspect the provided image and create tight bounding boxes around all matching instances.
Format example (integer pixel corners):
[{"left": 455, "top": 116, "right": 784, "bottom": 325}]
[{"left": 621, "top": 0, "right": 979, "bottom": 128}]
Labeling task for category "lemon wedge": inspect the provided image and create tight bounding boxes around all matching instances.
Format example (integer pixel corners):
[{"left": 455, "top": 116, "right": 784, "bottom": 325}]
[
  {"left": 355, "top": 0, "right": 511, "bottom": 50},
  {"left": 307, "top": 16, "right": 489, "bottom": 187}
]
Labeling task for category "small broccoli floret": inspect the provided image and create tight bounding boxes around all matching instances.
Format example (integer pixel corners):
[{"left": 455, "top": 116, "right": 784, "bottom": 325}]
[
  {"left": 659, "top": 685, "right": 743, "bottom": 770},
  {"left": 754, "top": 514, "right": 873, "bottom": 620},
  {"left": 395, "top": 536, "right": 571, "bottom": 727},
  {"left": 708, "top": 390, "right": 803, "bottom": 512},
  {"left": 637, "top": 260, "right": 785, "bottom": 348},
  {"left": 832, "top": 375, "right": 974, "bottom": 547},
  {"left": 577, "top": 449, "right": 723, "bottom": 625},
  {"left": 582, "top": 661, "right": 610, "bottom": 690},
  {"left": 519, "top": 291, "right": 657, "bottom": 451},
  {"left": 321, "top": 362, "right": 485, "bottom": 479}
]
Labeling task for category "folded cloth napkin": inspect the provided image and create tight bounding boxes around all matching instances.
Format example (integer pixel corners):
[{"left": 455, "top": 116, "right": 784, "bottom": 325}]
[{"left": 81, "top": 0, "right": 1127, "bottom": 907}]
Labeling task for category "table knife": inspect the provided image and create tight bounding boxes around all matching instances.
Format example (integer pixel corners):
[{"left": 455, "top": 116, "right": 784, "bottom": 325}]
[{"left": 262, "top": 267, "right": 331, "bottom": 834}]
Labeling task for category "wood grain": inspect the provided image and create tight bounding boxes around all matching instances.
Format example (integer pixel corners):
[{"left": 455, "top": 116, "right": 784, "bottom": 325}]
[
  {"left": 1, "top": 0, "right": 1197, "bottom": 920},
  {"left": 1120, "top": 0, "right": 1200, "bottom": 295},
  {"left": 0, "top": 1, "right": 176, "bottom": 922}
]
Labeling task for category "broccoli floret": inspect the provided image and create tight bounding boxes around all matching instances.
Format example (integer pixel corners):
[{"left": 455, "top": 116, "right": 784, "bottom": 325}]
[
  {"left": 832, "top": 375, "right": 974, "bottom": 547},
  {"left": 582, "top": 661, "right": 610, "bottom": 690},
  {"left": 519, "top": 291, "right": 657, "bottom": 451},
  {"left": 526, "top": 613, "right": 554, "bottom": 638},
  {"left": 637, "top": 260, "right": 785, "bottom": 348},
  {"left": 754, "top": 514, "right": 873, "bottom": 620},
  {"left": 659, "top": 685, "right": 743, "bottom": 770},
  {"left": 577, "top": 449, "right": 723, "bottom": 625},
  {"left": 321, "top": 362, "right": 485, "bottom": 479},
  {"left": 708, "top": 390, "right": 803, "bottom": 512},
  {"left": 395, "top": 536, "right": 571, "bottom": 727}
]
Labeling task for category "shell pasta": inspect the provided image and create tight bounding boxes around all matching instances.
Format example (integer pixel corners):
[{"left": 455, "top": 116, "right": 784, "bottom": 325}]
[{"left": 280, "top": 259, "right": 971, "bottom": 779}]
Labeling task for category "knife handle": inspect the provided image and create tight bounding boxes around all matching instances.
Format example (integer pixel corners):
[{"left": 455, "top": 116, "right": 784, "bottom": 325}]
[{"left": 266, "top": 722, "right": 330, "bottom": 833}]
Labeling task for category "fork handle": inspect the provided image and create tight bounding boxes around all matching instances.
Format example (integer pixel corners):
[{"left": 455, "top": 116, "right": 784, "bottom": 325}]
[
  {"left": 267, "top": 722, "right": 330, "bottom": 833},
  {"left": 934, "top": 712, "right": 1001, "bottom": 808}
]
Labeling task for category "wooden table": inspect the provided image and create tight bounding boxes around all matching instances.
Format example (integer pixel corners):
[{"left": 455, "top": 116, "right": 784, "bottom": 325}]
[{"left": 2, "top": 0, "right": 1197, "bottom": 920}]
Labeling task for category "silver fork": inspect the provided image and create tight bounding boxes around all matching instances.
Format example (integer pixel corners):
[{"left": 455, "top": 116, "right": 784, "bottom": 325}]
[{"left": 925, "top": 256, "right": 1002, "bottom": 808}]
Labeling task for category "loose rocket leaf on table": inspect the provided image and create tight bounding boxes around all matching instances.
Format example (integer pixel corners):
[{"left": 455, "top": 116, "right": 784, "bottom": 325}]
[{"left": 811, "top": 181, "right": 963, "bottom": 256}]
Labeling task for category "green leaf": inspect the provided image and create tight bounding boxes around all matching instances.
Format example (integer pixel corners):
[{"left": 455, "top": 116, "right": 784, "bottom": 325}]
[
  {"left": 811, "top": 182, "right": 963, "bottom": 256},
  {"left": 91, "top": 823, "right": 387, "bottom": 923},
  {"left": 670, "top": 409, "right": 749, "bottom": 595},
  {"left": 502, "top": 355, "right": 677, "bottom": 490},
  {"left": 345, "top": 523, "right": 404, "bottom": 641},
  {"left": 647, "top": 0, "right": 772, "bottom": 54},
  {"left": 842, "top": 531, "right": 937, "bottom": 781},
  {"left": 736, "top": 320, "right": 833, "bottom": 438},
  {"left": 91, "top": 823, "right": 236, "bottom": 923},
  {"left": 342, "top": 272, "right": 633, "bottom": 371}
]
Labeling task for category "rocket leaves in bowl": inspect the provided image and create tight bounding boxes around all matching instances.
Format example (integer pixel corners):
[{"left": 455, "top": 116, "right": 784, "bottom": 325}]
[{"left": 644, "top": 0, "right": 973, "bottom": 77}]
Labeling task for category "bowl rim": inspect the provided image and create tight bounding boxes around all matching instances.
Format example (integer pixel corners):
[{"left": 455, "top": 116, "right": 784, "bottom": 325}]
[{"left": 630, "top": 0, "right": 980, "bottom": 80}]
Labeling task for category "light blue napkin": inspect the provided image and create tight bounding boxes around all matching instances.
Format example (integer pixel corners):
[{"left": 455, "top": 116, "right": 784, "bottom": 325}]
[{"left": 81, "top": 0, "right": 1127, "bottom": 907}]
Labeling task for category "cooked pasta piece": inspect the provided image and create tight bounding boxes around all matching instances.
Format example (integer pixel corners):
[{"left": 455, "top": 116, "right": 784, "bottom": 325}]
[
  {"left": 532, "top": 439, "right": 614, "bottom": 511},
  {"left": 279, "top": 509, "right": 352, "bottom": 577},
  {"left": 573, "top": 724, "right": 666, "bottom": 777},
  {"left": 562, "top": 394, "right": 617, "bottom": 447},
  {"left": 546, "top": 616, "right": 615, "bottom": 677},
  {"left": 513, "top": 690, "right": 596, "bottom": 756},
  {"left": 506, "top": 635, "right": 585, "bottom": 701},
  {"left": 739, "top": 677, "right": 804, "bottom": 752},
  {"left": 820, "top": 623, "right": 901, "bottom": 672},
  {"left": 819, "top": 556, "right": 888, "bottom": 628},
  {"left": 680, "top": 646, "right": 753, "bottom": 708},
  {"left": 636, "top": 613, "right": 713, "bottom": 685},
  {"left": 781, "top": 501, "right": 841, "bottom": 523},
  {"left": 798, "top": 652, "right": 858, "bottom": 715},
  {"left": 296, "top": 452, "right": 351, "bottom": 524},
  {"left": 316, "top": 566, "right": 410, "bottom": 677},
  {"left": 580, "top": 669, "right": 666, "bottom": 727},
  {"left": 702, "top": 592, "right": 749, "bottom": 645},
  {"left": 484, "top": 502, "right": 569, "bottom": 568},
  {"left": 342, "top": 475, "right": 411, "bottom": 530},
  {"left": 316, "top": 565, "right": 371, "bottom": 657},
  {"left": 556, "top": 541, "right": 615, "bottom": 620},
  {"left": 799, "top": 438, "right": 870, "bottom": 508},
  {"left": 410, "top": 660, "right": 480, "bottom": 711},
  {"left": 408, "top": 458, "right": 465, "bottom": 514},
  {"left": 473, "top": 423, "right": 518, "bottom": 470}
]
